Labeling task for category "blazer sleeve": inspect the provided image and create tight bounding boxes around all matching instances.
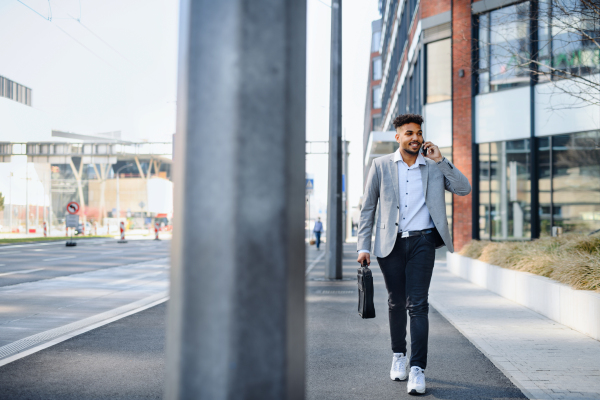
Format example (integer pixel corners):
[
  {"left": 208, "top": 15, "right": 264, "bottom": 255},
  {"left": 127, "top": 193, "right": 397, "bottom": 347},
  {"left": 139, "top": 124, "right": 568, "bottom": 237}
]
[
  {"left": 436, "top": 157, "right": 471, "bottom": 196},
  {"left": 357, "top": 161, "right": 380, "bottom": 253}
]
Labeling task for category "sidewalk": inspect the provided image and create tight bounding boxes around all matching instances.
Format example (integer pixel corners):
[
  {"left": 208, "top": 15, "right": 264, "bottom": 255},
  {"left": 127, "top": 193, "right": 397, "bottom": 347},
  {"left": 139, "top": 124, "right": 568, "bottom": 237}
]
[
  {"left": 430, "top": 257, "right": 600, "bottom": 400},
  {"left": 306, "top": 243, "right": 526, "bottom": 399}
]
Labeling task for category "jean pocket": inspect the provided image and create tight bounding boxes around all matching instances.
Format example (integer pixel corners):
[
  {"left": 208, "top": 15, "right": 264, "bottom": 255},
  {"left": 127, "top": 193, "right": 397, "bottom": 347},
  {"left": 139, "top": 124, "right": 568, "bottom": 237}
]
[{"left": 422, "top": 233, "right": 436, "bottom": 245}]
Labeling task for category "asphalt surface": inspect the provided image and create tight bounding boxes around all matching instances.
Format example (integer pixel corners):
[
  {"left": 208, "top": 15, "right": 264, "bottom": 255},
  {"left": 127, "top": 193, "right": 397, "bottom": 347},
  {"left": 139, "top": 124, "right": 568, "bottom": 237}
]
[
  {"left": 0, "top": 239, "right": 170, "bottom": 287},
  {"left": 305, "top": 244, "right": 526, "bottom": 399},
  {"left": 0, "top": 303, "right": 166, "bottom": 400},
  {"left": 0, "top": 242, "right": 526, "bottom": 399}
]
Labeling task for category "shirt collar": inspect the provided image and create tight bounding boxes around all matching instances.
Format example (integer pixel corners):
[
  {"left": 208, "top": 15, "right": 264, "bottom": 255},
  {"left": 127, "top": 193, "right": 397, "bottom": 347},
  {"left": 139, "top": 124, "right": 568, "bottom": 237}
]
[{"left": 394, "top": 148, "right": 426, "bottom": 166}]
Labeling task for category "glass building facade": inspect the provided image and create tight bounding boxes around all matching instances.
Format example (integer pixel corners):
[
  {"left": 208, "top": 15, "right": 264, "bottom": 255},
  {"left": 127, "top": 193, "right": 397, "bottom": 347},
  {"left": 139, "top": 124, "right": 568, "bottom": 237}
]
[{"left": 366, "top": 0, "right": 598, "bottom": 248}]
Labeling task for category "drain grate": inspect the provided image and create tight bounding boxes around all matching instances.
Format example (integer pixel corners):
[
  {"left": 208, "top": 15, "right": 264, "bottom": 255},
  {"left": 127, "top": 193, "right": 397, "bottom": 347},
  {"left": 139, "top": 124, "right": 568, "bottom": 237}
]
[
  {"left": 313, "top": 290, "right": 355, "bottom": 294},
  {"left": 0, "top": 291, "right": 167, "bottom": 362}
]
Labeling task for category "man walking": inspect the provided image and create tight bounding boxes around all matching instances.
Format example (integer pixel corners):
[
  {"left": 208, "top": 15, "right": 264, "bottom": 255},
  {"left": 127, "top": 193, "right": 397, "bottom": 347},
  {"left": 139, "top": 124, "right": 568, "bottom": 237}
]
[
  {"left": 357, "top": 114, "right": 471, "bottom": 395},
  {"left": 313, "top": 217, "right": 323, "bottom": 250}
]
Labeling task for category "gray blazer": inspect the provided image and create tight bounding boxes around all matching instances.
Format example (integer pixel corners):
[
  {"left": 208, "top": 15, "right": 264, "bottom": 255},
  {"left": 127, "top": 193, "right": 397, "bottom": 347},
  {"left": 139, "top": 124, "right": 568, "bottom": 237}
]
[{"left": 357, "top": 153, "right": 471, "bottom": 257}]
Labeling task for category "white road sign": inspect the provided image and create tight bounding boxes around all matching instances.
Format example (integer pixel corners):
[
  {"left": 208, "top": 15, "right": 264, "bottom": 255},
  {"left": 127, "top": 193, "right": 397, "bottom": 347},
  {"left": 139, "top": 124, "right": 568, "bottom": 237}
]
[{"left": 66, "top": 214, "right": 79, "bottom": 228}]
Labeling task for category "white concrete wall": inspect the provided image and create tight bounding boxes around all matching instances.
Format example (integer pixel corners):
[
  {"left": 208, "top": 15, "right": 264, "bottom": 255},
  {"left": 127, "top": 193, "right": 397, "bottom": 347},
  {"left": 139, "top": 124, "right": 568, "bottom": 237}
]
[
  {"left": 447, "top": 252, "right": 600, "bottom": 341},
  {"left": 0, "top": 97, "right": 52, "bottom": 142},
  {"left": 147, "top": 177, "right": 173, "bottom": 214},
  {"left": 423, "top": 101, "right": 452, "bottom": 148},
  {"left": 535, "top": 75, "right": 600, "bottom": 137},
  {"left": 475, "top": 86, "right": 530, "bottom": 144}
]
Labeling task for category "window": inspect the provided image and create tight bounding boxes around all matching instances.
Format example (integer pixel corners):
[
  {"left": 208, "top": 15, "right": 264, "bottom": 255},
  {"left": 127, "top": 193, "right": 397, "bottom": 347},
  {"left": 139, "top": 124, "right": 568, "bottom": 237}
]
[
  {"left": 0, "top": 76, "right": 32, "bottom": 106},
  {"left": 477, "top": 2, "right": 531, "bottom": 93},
  {"left": 479, "top": 139, "right": 531, "bottom": 240},
  {"left": 538, "top": 0, "right": 600, "bottom": 80},
  {"left": 372, "top": 114, "right": 382, "bottom": 131},
  {"left": 479, "top": 143, "right": 491, "bottom": 238},
  {"left": 372, "top": 85, "right": 382, "bottom": 109},
  {"left": 372, "top": 57, "right": 382, "bottom": 80},
  {"left": 371, "top": 30, "right": 381, "bottom": 53},
  {"left": 426, "top": 38, "right": 451, "bottom": 103},
  {"left": 551, "top": 131, "right": 600, "bottom": 235}
]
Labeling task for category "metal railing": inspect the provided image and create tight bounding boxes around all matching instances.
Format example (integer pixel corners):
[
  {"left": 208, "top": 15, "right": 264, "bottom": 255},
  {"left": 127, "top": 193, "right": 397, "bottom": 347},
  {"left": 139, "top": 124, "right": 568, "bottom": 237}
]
[{"left": 0, "top": 142, "right": 173, "bottom": 157}]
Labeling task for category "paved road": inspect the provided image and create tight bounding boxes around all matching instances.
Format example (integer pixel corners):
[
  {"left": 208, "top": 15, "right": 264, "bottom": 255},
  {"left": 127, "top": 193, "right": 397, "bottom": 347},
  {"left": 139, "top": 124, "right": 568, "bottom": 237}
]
[
  {"left": 0, "top": 303, "right": 166, "bottom": 400},
  {"left": 0, "top": 239, "right": 170, "bottom": 287}
]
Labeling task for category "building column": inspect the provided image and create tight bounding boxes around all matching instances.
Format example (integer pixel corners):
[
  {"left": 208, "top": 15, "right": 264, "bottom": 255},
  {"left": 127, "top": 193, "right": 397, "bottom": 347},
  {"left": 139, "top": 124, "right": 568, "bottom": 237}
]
[
  {"left": 452, "top": 0, "right": 473, "bottom": 251},
  {"left": 165, "top": 0, "right": 306, "bottom": 399}
]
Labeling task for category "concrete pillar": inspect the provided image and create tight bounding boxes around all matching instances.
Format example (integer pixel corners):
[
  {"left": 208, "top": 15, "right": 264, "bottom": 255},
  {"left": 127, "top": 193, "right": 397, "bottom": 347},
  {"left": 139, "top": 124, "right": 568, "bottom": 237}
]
[
  {"left": 326, "top": 0, "right": 343, "bottom": 279},
  {"left": 165, "top": 0, "right": 306, "bottom": 399}
]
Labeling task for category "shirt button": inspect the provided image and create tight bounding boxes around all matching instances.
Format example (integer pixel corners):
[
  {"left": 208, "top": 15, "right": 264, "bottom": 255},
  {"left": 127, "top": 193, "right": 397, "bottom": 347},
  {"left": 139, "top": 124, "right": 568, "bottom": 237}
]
[
  {"left": 395, "top": 223, "right": 398, "bottom": 226},
  {"left": 405, "top": 205, "right": 407, "bottom": 207},
  {"left": 397, "top": 206, "right": 399, "bottom": 209}
]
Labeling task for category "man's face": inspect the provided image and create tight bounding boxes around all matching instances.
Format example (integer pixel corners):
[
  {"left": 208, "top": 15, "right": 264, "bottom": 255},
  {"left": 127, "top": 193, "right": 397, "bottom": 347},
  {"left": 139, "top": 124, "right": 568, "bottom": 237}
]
[{"left": 395, "top": 122, "right": 423, "bottom": 155}]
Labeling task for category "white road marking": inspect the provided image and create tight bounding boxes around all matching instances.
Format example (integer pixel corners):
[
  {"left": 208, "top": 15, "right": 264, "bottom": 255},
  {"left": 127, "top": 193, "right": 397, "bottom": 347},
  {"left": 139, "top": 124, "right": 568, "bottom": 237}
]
[
  {"left": 305, "top": 252, "right": 325, "bottom": 276},
  {"left": 0, "top": 294, "right": 168, "bottom": 367},
  {"left": 0, "top": 268, "right": 44, "bottom": 277},
  {"left": 43, "top": 256, "right": 76, "bottom": 262}
]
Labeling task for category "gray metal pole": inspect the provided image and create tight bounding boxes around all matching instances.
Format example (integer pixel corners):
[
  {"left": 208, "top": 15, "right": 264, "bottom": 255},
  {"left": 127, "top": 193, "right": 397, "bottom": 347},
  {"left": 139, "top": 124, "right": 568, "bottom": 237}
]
[
  {"left": 326, "top": 0, "right": 343, "bottom": 279},
  {"left": 9, "top": 173, "right": 12, "bottom": 234},
  {"left": 25, "top": 163, "right": 29, "bottom": 234},
  {"left": 116, "top": 172, "right": 120, "bottom": 222},
  {"left": 165, "top": 0, "right": 306, "bottom": 398}
]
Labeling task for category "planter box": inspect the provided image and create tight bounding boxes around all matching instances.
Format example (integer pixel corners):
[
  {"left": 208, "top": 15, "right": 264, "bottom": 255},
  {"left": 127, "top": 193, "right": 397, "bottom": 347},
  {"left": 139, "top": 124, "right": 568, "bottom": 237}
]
[{"left": 447, "top": 252, "right": 600, "bottom": 341}]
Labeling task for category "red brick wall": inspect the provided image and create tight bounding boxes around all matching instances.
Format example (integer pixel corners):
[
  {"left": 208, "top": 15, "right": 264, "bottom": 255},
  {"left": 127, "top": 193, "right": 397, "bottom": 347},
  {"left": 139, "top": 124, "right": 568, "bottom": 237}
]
[
  {"left": 452, "top": 0, "right": 473, "bottom": 251},
  {"left": 421, "top": 0, "right": 451, "bottom": 19}
]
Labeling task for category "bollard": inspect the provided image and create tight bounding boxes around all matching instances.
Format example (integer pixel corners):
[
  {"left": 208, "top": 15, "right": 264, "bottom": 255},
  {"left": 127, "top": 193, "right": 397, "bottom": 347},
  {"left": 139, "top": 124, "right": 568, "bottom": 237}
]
[
  {"left": 81, "top": 221, "right": 85, "bottom": 236},
  {"left": 94, "top": 222, "right": 98, "bottom": 236},
  {"left": 118, "top": 221, "right": 127, "bottom": 243},
  {"left": 43, "top": 221, "right": 47, "bottom": 237},
  {"left": 154, "top": 221, "right": 160, "bottom": 240}
]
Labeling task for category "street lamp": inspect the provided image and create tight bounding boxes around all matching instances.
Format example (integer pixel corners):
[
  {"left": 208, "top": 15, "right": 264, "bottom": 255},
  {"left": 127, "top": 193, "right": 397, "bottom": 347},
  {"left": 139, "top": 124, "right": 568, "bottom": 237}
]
[{"left": 115, "top": 163, "right": 133, "bottom": 222}]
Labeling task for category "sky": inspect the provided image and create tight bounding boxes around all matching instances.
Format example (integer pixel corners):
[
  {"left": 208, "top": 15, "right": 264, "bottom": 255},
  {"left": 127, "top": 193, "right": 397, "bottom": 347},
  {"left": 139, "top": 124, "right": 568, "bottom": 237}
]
[
  {"left": 0, "top": 0, "right": 381, "bottom": 216},
  {"left": 306, "top": 0, "right": 381, "bottom": 220},
  {"left": 0, "top": 0, "right": 179, "bottom": 143}
]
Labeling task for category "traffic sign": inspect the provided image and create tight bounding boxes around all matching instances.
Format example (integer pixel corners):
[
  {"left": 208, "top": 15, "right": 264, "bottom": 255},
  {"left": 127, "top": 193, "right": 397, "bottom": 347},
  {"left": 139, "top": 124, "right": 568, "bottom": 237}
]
[
  {"left": 66, "top": 201, "right": 80, "bottom": 215},
  {"left": 305, "top": 179, "right": 314, "bottom": 195},
  {"left": 65, "top": 214, "right": 79, "bottom": 228}
]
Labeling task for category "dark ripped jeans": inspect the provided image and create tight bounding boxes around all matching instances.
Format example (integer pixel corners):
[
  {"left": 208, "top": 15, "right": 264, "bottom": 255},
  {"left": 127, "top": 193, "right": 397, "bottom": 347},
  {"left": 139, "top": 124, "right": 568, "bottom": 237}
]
[{"left": 377, "top": 232, "right": 436, "bottom": 370}]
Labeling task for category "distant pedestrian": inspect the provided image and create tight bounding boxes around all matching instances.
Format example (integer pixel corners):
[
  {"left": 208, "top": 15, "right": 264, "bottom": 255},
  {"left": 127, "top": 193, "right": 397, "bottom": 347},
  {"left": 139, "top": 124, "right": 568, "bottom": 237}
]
[
  {"left": 313, "top": 218, "right": 323, "bottom": 250},
  {"left": 357, "top": 114, "right": 471, "bottom": 395}
]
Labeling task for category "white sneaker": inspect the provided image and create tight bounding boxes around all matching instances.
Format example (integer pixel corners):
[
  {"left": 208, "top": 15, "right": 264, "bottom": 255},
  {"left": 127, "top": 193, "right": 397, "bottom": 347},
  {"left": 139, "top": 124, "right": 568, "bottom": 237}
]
[
  {"left": 407, "top": 366, "right": 426, "bottom": 395},
  {"left": 390, "top": 353, "right": 408, "bottom": 381}
]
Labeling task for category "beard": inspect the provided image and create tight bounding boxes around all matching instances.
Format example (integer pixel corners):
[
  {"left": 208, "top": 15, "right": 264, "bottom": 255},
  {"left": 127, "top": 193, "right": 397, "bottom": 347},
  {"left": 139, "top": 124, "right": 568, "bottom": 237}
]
[{"left": 403, "top": 142, "right": 421, "bottom": 155}]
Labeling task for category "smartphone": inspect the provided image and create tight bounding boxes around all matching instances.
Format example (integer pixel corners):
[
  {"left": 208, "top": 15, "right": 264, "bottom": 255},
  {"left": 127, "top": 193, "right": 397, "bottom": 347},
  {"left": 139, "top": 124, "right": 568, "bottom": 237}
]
[{"left": 422, "top": 144, "right": 428, "bottom": 157}]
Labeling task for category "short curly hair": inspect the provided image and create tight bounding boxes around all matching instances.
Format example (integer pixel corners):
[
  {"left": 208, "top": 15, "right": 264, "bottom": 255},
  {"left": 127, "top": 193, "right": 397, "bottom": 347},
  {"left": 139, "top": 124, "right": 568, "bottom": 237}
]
[{"left": 393, "top": 113, "right": 424, "bottom": 129}]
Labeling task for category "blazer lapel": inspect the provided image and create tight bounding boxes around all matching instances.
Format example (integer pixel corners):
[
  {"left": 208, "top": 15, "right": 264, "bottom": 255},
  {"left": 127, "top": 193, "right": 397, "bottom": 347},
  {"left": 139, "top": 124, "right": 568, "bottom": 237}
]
[
  {"left": 420, "top": 162, "right": 429, "bottom": 200},
  {"left": 389, "top": 159, "right": 400, "bottom": 207}
]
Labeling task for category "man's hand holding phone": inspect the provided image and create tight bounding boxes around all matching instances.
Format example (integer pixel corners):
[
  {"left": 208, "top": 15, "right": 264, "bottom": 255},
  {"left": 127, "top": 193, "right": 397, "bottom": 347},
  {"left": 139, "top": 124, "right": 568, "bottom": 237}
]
[{"left": 422, "top": 141, "right": 443, "bottom": 163}]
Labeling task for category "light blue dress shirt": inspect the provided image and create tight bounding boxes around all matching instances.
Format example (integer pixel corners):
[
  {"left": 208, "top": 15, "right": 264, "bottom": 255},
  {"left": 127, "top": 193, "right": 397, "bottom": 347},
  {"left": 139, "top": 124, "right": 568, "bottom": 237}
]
[{"left": 359, "top": 149, "right": 434, "bottom": 254}]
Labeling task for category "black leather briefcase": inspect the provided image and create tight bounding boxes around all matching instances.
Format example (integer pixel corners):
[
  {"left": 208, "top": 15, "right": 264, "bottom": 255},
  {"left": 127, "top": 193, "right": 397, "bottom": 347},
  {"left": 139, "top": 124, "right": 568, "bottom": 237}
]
[{"left": 357, "top": 263, "right": 375, "bottom": 319}]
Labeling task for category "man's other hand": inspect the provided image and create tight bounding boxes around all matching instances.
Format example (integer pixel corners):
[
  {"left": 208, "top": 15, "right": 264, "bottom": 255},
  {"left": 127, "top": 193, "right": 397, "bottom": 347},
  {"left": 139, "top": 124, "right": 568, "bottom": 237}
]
[{"left": 357, "top": 252, "right": 371, "bottom": 266}]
